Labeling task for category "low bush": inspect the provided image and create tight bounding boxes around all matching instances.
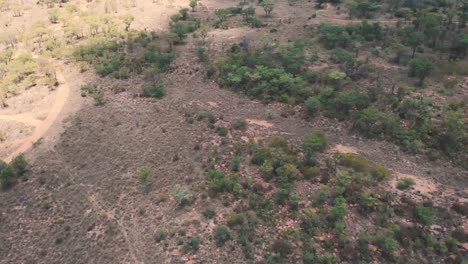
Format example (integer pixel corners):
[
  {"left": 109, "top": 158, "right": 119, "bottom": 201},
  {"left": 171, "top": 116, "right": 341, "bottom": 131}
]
[
  {"left": 396, "top": 178, "right": 415, "bottom": 190},
  {"left": 154, "top": 230, "right": 165, "bottom": 242},
  {"left": 227, "top": 212, "right": 244, "bottom": 226},
  {"left": 0, "top": 155, "right": 28, "bottom": 190},
  {"left": 172, "top": 184, "right": 195, "bottom": 206},
  {"left": 202, "top": 207, "right": 216, "bottom": 219},
  {"left": 142, "top": 82, "right": 165, "bottom": 98},
  {"left": 214, "top": 225, "right": 231, "bottom": 246}
]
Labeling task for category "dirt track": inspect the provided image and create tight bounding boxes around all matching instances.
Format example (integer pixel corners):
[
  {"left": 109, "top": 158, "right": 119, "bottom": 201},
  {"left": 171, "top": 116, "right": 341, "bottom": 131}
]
[{"left": 2, "top": 69, "right": 70, "bottom": 163}]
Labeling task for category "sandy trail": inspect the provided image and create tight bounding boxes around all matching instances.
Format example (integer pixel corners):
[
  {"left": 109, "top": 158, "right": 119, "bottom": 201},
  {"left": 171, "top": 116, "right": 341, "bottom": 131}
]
[
  {"left": 0, "top": 113, "right": 43, "bottom": 127},
  {"left": 2, "top": 70, "right": 70, "bottom": 163}
]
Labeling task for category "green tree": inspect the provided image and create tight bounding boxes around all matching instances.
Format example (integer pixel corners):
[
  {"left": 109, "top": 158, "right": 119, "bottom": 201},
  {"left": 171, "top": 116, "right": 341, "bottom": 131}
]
[
  {"left": 214, "top": 225, "right": 231, "bottom": 246},
  {"left": 171, "top": 22, "right": 188, "bottom": 41},
  {"left": 347, "top": 0, "right": 380, "bottom": 18},
  {"left": 189, "top": 0, "right": 197, "bottom": 12},
  {"left": 303, "top": 130, "right": 327, "bottom": 165},
  {"left": 305, "top": 96, "right": 321, "bottom": 117},
  {"left": 402, "top": 27, "right": 426, "bottom": 58},
  {"left": 408, "top": 58, "right": 433, "bottom": 86},
  {"left": 122, "top": 14, "right": 134, "bottom": 31},
  {"left": 179, "top": 8, "right": 190, "bottom": 20},
  {"left": 260, "top": 0, "right": 274, "bottom": 17}
]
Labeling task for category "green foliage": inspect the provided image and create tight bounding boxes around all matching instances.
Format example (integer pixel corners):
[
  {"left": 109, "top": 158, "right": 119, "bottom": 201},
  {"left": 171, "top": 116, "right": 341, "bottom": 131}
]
[
  {"left": 347, "top": 0, "right": 380, "bottom": 18},
  {"left": 260, "top": 0, "right": 274, "bottom": 17},
  {"left": 358, "top": 192, "right": 377, "bottom": 213},
  {"left": 218, "top": 44, "right": 309, "bottom": 103},
  {"left": 48, "top": 9, "right": 59, "bottom": 24},
  {"left": 305, "top": 96, "right": 321, "bottom": 117},
  {"left": 205, "top": 170, "right": 239, "bottom": 195},
  {"left": 303, "top": 166, "right": 320, "bottom": 179},
  {"left": 301, "top": 208, "right": 318, "bottom": 235},
  {"left": 187, "top": 236, "right": 200, "bottom": 252},
  {"left": 303, "top": 131, "right": 327, "bottom": 154},
  {"left": 74, "top": 35, "right": 176, "bottom": 80},
  {"left": 318, "top": 21, "right": 382, "bottom": 50},
  {"left": 326, "top": 90, "right": 370, "bottom": 120},
  {"left": 231, "top": 156, "right": 241, "bottom": 172},
  {"left": 414, "top": 206, "right": 435, "bottom": 225},
  {"left": 396, "top": 178, "right": 415, "bottom": 190},
  {"left": 373, "top": 233, "right": 398, "bottom": 257},
  {"left": 214, "top": 225, "right": 231, "bottom": 246},
  {"left": 227, "top": 212, "right": 244, "bottom": 226},
  {"left": 202, "top": 207, "right": 216, "bottom": 219},
  {"left": 232, "top": 119, "right": 247, "bottom": 130},
  {"left": 1, "top": 155, "right": 28, "bottom": 190},
  {"left": 303, "top": 130, "right": 327, "bottom": 165},
  {"left": 142, "top": 82, "right": 165, "bottom": 98},
  {"left": 154, "top": 230, "right": 165, "bottom": 242},
  {"left": 172, "top": 184, "right": 195, "bottom": 206},
  {"left": 197, "top": 47, "right": 207, "bottom": 62},
  {"left": 352, "top": 107, "right": 387, "bottom": 138},
  {"left": 0, "top": 54, "right": 47, "bottom": 99},
  {"left": 327, "top": 197, "right": 348, "bottom": 224},
  {"left": 190, "top": 0, "right": 197, "bottom": 11},
  {"left": 401, "top": 27, "right": 426, "bottom": 58},
  {"left": 271, "top": 239, "right": 292, "bottom": 256},
  {"left": 336, "top": 153, "right": 368, "bottom": 172},
  {"left": 409, "top": 58, "right": 434, "bottom": 86},
  {"left": 318, "top": 24, "right": 350, "bottom": 49},
  {"left": 137, "top": 166, "right": 153, "bottom": 184}
]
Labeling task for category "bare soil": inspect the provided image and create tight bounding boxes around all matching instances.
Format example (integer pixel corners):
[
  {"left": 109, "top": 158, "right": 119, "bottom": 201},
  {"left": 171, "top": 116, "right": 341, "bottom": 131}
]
[{"left": 0, "top": 0, "right": 466, "bottom": 263}]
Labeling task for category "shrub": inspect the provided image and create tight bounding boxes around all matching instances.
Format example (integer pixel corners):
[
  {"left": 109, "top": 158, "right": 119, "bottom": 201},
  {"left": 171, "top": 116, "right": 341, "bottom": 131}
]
[
  {"left": 275, "top": 188, "right": 289, "bottom": 205},
  {"left": 289, "top": 193, "right": 300, "bottom": 211},
  {"left": 188, "top": 236, "right": 200, "bottom": 251},
  {"left": 232, "top": 119, "right": 247, "bottom": 130},
  {"left": 197, "top": 47, "right": 207, "bottom": 62},
  {"left": 142, "top": 82, "right": 165, "bottom": 98},
  {"left": 301, "top": 208, "right": 318, "bottom": 235},
  {"left": 373, "top": 234, "right": 398, "bottom": 257},
  {"left": 226, "top": 212, "right": 244, "bottom": 226},
  {"left": 137, "top": 166, "right": 153, "bottom": 184},
  {"left": 91, "top": 91, "right": 105, "bottom": 106},
  {"left": 251, "top": 147, "right": 270, "bottom": 165},
  {"left": 269, "top": 136, "right": 289, "bottom": 150},
  {"left": 48, "top": 9, "right": 58, "bottom": 24},
  {"left": 408, "top": 58, "right": 434, "bottom": 86},
  {"left": 205, "top": 170, "right": 238, "bottom": 195},
  {"left": 272, "top": 239, "right": 292, "bottom": 256},
  {"left": 303, "top": 130, "right": 327, "bottom": 153},
  {"left": 327, "top": 197, "right": 347, "bottom": 224},
  {"left": 336, "top": 153, "right": 368, "bottom": 172},
  {"left": 230, "top": 156, "right": 241, "bottom": 172},
  {"left": 352, "top": 107, "right": 387, "bottom": 138},
  {"left": 303, "top": 131, "right": 327, "bottom": 165},
  {"left": 415, "top": 206, "right": 435, "bottom": 225},
  {"left": 371, "top": 164, "right": 391, "bottom": 181},
  {"left": 358, "top": 192, "right": 377, "bottom": 213},
  {"left": 396, "top": 178, "right": 415, "bottom": 190},
  {"left": 202, "top": 207, "right": 216, "bottom": 219},
  {"left": 1, "top": 155, "right": 28, "bottom": 190},
  {"left": 303, "top": 166, "right": 320, "bottom": 179},
  {"left": 172, "top": 184, "right": 195, "bottom": 206},
  {"left": 154, "top": 230, "right": 165, "bottom": 242},
  {"left": 214, "top": 225, "right": 231, "bottom": 246},
  {"left": 10, "top": 154, "right": 28, "bottom": 176},
  {"left": 305, "top": 96, "right": 321, "bottom": 117}
]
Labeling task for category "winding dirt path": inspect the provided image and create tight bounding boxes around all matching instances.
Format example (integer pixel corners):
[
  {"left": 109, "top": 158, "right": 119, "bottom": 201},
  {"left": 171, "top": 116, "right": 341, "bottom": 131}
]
[{"left": 2, "top": 70, "right": 70, "bottom": 163}]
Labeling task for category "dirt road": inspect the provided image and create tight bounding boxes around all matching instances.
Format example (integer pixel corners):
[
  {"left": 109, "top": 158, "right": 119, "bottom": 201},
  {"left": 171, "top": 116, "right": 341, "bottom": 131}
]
[{"left": 2, "top": 70, "right": 70, "bottom": 163}]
